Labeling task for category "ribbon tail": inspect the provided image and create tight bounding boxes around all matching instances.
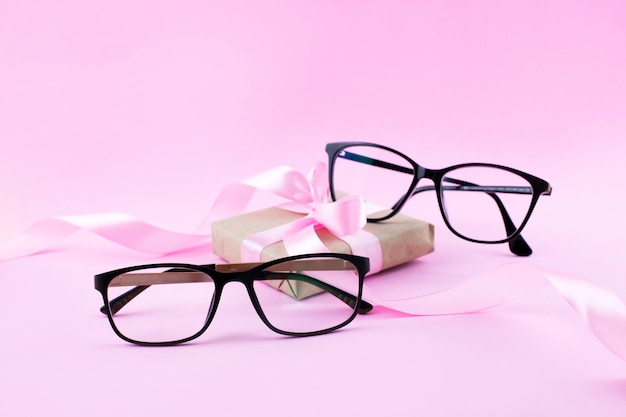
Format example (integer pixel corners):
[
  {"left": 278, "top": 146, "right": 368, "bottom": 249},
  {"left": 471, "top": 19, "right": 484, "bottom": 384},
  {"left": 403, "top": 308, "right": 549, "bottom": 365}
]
[
  {"left": 363, "top": 263, "right": 546, "bottom": 315},
  {"left": 0, "top": 217, "right": 80, "bottom": 260},
  {"left": 197, "top": 165, "right": 319, "bottom": 232},
  {"left": 542, "top": 265, "right": 626, "bottom": 361},
  {"left": 0, "top": 213, "right": 210, "bottom": 261},
  {"left": 196, "top": 182, "right": 257, "bottom": 233},
  {"left": 365, "top": 262, "right": 626, "bottom": 362}
]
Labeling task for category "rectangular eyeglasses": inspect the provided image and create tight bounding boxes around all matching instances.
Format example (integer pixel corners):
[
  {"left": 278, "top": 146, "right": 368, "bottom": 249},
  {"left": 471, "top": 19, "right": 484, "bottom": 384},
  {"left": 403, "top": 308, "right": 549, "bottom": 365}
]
[{"left": 95, "top": 253, "right": 371, "bottom": 346}]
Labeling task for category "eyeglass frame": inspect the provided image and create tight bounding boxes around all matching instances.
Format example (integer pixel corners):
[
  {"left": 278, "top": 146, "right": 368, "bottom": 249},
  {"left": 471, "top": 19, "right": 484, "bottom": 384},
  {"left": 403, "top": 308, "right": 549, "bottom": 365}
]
[
  {"left": 95, "top": 253, "right": 372, "bottom": 346},
  {"left": 326, "top": 141, "right": 552, "bottom": 256}
]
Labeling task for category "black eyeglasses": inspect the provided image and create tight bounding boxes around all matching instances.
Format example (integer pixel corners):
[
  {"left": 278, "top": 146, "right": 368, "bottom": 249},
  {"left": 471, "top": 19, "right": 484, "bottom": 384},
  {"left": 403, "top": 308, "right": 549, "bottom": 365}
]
[
  {"left": 95, "top": 253, "right": 371, "bottom": 346},
  {"left": 326, "top": 142, "right": 552, "bottom": 256}
]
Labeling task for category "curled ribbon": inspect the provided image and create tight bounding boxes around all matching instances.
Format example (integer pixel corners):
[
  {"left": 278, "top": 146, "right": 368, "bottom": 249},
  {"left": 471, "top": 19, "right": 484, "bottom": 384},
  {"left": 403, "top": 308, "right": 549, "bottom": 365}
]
[
  {"left": 0, "top": 213, "right": 210, "bottom": 260},
  {"left": 0, "top": 162, "right": 373, "bottom": 262},
  {"left": 363, "top": 263, "right": 626, "bottom": 361}
]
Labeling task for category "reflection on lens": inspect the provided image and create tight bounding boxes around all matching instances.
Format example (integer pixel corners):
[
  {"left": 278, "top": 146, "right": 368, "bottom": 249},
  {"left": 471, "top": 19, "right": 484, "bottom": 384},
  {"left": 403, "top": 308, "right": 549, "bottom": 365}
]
[
  {"left": 332, "top": 146, "right": 415, "bottom": 220},
  {"left": 440, "top": 166, "right": 534, "bottom": 242},
  {"left": 106, "top": 267, "right": 215, "bottom": 344},
  {"left": 253, "top": 256, "right": 360, "bottom": 334}
]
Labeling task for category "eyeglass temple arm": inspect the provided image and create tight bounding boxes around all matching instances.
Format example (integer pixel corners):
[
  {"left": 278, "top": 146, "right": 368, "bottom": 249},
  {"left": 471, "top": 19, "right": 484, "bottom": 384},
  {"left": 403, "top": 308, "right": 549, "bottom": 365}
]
[
  {"left": 407, "top": 179, "right": 532, "bottom": 256},
  {"left": 99, "top": 267, "right": 194, "bottom": 315},
  {"left": 261, "top": 271, "right": 372, "bottom": 313},
  {"left": 99, "top": 285, "right": 151, "bottom": 315},
  {"left": 100, "top": 264, "right": 373, "bottom": 315},
  {"left": 338, "top": 150, "right": 409, "bottom": 173}
]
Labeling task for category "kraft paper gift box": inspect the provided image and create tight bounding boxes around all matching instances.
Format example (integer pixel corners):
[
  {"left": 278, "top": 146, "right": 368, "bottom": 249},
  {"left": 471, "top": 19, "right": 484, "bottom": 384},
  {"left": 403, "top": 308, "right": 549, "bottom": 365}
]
[{"left": 211, "top": 206, "right": 435, "bottom": 299}]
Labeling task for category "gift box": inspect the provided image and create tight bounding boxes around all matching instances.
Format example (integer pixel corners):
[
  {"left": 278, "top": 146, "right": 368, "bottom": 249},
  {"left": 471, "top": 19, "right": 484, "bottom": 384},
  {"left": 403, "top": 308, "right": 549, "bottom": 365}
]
[{"left": 211, "top": 206, "right": 434, "bottom": 299}]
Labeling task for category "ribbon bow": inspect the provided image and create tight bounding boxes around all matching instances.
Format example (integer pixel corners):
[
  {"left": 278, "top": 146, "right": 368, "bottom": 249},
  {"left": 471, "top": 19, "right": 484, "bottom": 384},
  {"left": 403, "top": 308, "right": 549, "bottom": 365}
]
[
  {"left": 274, "top": 162, "right": 367, "bottom": 255},
  {"left": 233, "top": 162, "right": 381, "bottom": 267},
  {"left": 236, "top": 161, "right": 365, "bottom": 234}
]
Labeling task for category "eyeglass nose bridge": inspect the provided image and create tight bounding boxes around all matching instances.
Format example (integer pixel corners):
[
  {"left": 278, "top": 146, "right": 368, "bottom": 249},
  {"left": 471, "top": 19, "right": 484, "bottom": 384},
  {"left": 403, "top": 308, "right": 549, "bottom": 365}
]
[
  {"left": 415, "top": 165, "right": 430, "bottom": 181},
  {"left": 406, "top": 166, "right": 439, "bottom": 197},
  {"left": 209, "top": 266, "right": 258, "bottom": 289}
]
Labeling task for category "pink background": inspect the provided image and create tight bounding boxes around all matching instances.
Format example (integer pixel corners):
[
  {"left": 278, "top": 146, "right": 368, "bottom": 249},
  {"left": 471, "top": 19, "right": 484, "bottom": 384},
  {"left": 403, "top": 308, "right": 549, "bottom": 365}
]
[{"left": 1, "top": 1, "right": 626, "bottom": 416}]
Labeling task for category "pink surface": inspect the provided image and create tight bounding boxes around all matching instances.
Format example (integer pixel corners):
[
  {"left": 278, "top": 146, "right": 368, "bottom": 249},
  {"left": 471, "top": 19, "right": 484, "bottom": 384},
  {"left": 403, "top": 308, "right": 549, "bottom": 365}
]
[{"left": 2, "top": 1, "right": 626, "bottom": 416}]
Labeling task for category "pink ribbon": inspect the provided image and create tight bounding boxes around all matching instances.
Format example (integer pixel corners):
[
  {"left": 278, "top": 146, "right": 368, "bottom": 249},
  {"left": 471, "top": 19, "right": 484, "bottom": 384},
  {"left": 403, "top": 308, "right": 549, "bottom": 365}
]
[
  {"left": 0, "top": 213, "right": 210, "bottom": 260},
  {"left": 0, "top": 163, "right": 374, "bottom": 261},
  {"left": 1, "top": 165, "right": 626, "bottom": 362},
  {"left": 237, "top": 162, "right": 384, "bottom": 272},
  {"left": 365, "top": 263, "right": 626, "bottom": 361}
]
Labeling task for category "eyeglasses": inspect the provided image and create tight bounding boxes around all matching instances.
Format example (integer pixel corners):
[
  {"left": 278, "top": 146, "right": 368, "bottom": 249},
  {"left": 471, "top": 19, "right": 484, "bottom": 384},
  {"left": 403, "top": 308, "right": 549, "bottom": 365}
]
[
  {"left": 326, "top": 142, "right": 552, "bottom": 256},
  {"left": 94, "top": 253, "right": 371, "bottom": 346}
]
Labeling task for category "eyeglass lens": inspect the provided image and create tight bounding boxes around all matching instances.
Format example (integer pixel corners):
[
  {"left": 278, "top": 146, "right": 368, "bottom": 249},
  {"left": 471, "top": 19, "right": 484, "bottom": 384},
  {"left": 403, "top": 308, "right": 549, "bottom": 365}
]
[
  {"left": 440, "top": 165, "right": 533, "bottom": 242},
  {"left": 106, "top": 267, "right": 215, "bottom": 344},
  {"left": 253, "top": 258, "right": 360, "bottom": 334},
  {"left": 331, "top": 146, "right": 416, "bottom": 219}
]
